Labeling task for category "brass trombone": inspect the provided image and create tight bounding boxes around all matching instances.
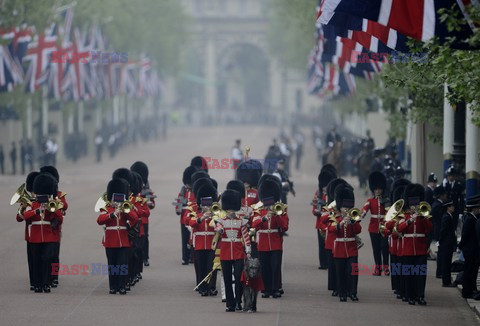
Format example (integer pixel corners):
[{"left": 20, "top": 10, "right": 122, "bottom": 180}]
[
  {"left": 47, "top": 198, "right": 64, "bottom": 213},
  {"left": 272, "top": 202, "right": 287, "bottom": 216},
  {"left": 210, "top": 202, "right": 222, "bottom": 215},
  {"left": 119, "top": 200, "right": 134, "bottom": 214}
]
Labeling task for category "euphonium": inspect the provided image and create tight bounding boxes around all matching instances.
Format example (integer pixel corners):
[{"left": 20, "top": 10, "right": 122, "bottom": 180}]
[
  {"left": 272, "top": 202, "right": 287, "bottom": 216},
  {"left": 10, "top": 183, "right": 33, "bottom": 206},
  {"left": 385, "top": 199, "right": 404, "bottom": 222},
  {"left": 416, "top": 201, "right": 431, "bottom": 218},
  {"left": 94, "top": 192, "right": 108, "bottom": 212}
]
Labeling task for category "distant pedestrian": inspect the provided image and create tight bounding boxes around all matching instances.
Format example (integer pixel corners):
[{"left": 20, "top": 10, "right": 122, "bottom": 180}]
[
  {"left": 10, "top": 142, "right": 17, "bottom": 174},
  {"left": 0, "top": 144, "right": 4, "bottom": 174},
  {"left": 95, "top": 132, "right": 103, "bottom": 163}
]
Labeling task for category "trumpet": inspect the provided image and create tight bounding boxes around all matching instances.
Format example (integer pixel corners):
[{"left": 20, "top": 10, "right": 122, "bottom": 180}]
[
  {"left": 47, "top": 198, "right": 64, "bottom": 213},
  {"left": 117, "top": 200, "right": 133, "bottom": 214},
  {"left": 348, "top": 208, "right": 361, "bottom": 222},
  {"left": 272, "top": 202, "right": 287, "bottom": 216},
  {"left": 416, "top": 201, "right": 431, "bottom": 218},
  {"left": 210, "top": 202, "right": 222, "bottom": 215}
]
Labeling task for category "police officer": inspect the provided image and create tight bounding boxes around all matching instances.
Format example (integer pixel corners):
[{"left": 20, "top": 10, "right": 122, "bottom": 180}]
[
  {"left": 424, "top": 173, "right": 438, "bottom": 205},
  {"left": 438, "top": 199, "right": 456, "bottom": 287}
]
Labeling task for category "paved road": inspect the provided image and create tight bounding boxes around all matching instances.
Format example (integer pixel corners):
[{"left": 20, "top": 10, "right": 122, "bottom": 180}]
[{"left": 0, "top": 126, "right": 478, "bottom": 326}]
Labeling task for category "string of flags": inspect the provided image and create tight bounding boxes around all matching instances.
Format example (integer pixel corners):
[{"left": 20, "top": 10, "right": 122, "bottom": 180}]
[
  {"left": 308, "top": 0, "right": 478, "bottom": 99},
  {"left": 0, "top": 4, "right": 163, "bottom": 101}
]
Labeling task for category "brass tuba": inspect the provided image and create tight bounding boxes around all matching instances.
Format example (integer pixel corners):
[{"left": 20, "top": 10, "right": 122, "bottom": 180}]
[
  {"left": 385, "top": 199, "right": 404, "bottom": 222},
  {"left": 416, "top": 201, "right": 431, "bottom": 218}
]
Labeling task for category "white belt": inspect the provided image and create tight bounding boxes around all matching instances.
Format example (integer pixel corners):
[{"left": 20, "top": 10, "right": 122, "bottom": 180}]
[
  {"left": 257, "top": 229, "right": 279, "bottom": 234},
  {"left": 31, "top": 221, "right": 51, "bottom": 225},
  {"left": 195, "top": 231, "right": 215, "bottom": 236},
  {"left": 182, "top": 207, "right": 191, "bottom": 210},
  {"left": 371, "top": 215, "right": 384, "bottom": 218},
  {"left": 335, "top": 237, "right": 355, "bottom": 242},
  {"left": 105, "top": 226, "right": 127, "bottom": 230},
  {"left": 222, "top": 238, "right": 242, "bottom": 242},
  {"left": 403, "top": 233, "right": 425, "bottom": 238}
]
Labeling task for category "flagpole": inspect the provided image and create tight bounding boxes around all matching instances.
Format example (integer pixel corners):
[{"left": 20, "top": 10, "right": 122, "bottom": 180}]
[
  {"left": 26, "top": 97, "right": 33, "bottom": 140},
  {"left": 41, "top": 86, "right": 48, "bottom": 137}
]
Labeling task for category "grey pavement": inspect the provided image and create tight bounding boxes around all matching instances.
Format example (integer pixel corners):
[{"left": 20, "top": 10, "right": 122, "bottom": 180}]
[{"left": 0, "top": 126, "right": 478, "bottom": 326}]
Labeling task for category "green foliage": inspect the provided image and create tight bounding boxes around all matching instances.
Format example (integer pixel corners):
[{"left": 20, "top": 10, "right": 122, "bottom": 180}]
[{"left": 268, "top": 0, "right": 316, "bottom": 71}]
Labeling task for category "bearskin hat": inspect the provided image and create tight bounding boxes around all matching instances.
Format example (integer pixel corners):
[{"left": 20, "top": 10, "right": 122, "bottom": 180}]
[
  {"left": 112, "top": 168, "right": 133, "bottom": 187},
  {"left": 321, "top": 163, "right": 337, "bottom": 177},
  {"left": 369, "top": 171, "right": 387, "bottom": 193},
  {"left": 258, "top": 174, "right": 282, "bottom": 195},
  {"left": 335, "top": 186, "right": 355, "bottom": 209},
  {"left": 221, "top": 189, "right": 241, "bottom": 211},
  {"left": 392, "top": 185, "right": 406, "bottom": 203},
  {"left": 131, "top": 171, "right": 143, "bottom": 195},
  {"left": 403, "top": 183, "right": 425, "bottom": 207},
  {"left": 131, "top": 161, "right": 149, "bottom": 184},
  {"left": 226, "top": 180, "right": 245, "bottom": 198},
  {"left": 26, "top": 171, "right": 40, "bottom": 193},
  {"left": 196, "top": 184, "right": 218, "bottom": 206},
  {"left": 107, "top": 178, "right": 129, "bottom": 202},
  {"left": 326, "top": 178, "right": 349, "bottom": 204},
  {"left": 191, "top": 171, "right": 209, "bottom": 185},
  {"left": 237, "top": 160, "right": 262, "bottom": 187},
  {"left": 40, "top": 165, "right": 59, "bottom": 182},
  {"left": 182, "top": 166, "right": 198, "bottom": 186},
  {"left": 210, "top": 178, "right": 218, "bottom": 190},
  {"left": 191, "top": 156, "right": 208, "bottom": 173},
  {"left": 318, "top": 170, "right": 336, "bottom": 189},
  {"left": 258, "top": 179, "right": 282, "bottom": 203},
  {"left": 33, "top": 173, "right": 57, "bottom": 196},
  {"left": 193, "top": 178, "right": 213, "bottom": 199}
]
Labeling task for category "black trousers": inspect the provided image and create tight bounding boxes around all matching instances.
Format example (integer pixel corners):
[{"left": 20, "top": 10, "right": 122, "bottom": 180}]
[
  {"left": 26, "top": 242, "right": 34, "bottom": 287},
  {"left": 397, "top": 256, "right": 406, "bottom": 298},
  {"left": 221, "top": 259, "right": 244, "bottom": 309},
  {"left": 30, "top": 242, "right": 55, "bottom": 288},
  {"left": 143, "top": 224, "right": 149, "bottom": 260},
  {"left": 334, "top": 256, "right": 358, "bottom": 298},
  {"left": 136, "top": 236, "right": 144, "bottom": 274},
  {"left": 404, "top": 255, "right": 427, "bottom": 300},
  {"left": 180, "top": 224, "right": 191, "bottom": 263},
  {"left": 105, "top": 247, "right": 129, "bottom": 291},
  {"left": 390, "top": 254, "right": 397, "bottom": 291},
  {"left": 370, "top": 233, "right": 389, "bottom": 271},
  {"left": 317, "top": 230, "right": 327, "bottom": 268},
  {"left": 438, "top": 245, "right": 454, "bottom": 285},
  {"left": 462, "top": 254, "right": 479, "bottom": 298},
  {"left": 127, "top": 244, "right": 135, "bottom": 283},
  {"left": 326, "top": 250, "right": 336, "bottom": 291},
  {"left": 258, "top": 250, "right": 282, "bottom": 294},
  {"left": 196, "top": 250, "right": 214, "bottom": 292},
  {"left": 50, "top": 242, "right": 60, "bottom": 283}
]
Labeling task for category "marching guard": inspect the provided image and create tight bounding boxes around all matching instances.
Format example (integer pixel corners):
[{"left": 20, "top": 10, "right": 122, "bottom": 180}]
[
  {"left": 361, "top": 171, "right": 389, "bottom": 275},
  {"left": 189, "top": 184, "right": 218, "bottom": 296},
  {"left": 329, "top": 185, "right": 361, "bottom": 302},
  {"left": 23, "top": 173, "right": 63, "bottom": 293},
  {"left": 252, "top": 179, "right": 289, "bottom": 298},
  {"left": 177, "top": 166, "right": 198, "bottom": 265},
  {"left": 214, "top": 190, "right": 251, "bottom": 312},
  {"left": 312, "top": 170, "right": 336, "bottom": 270},
  {"left": 397, "top": 184, "right": 432, "bottom": 305},
  {"left": 97, "top": 178, "right": 139, "bottom": 294}
]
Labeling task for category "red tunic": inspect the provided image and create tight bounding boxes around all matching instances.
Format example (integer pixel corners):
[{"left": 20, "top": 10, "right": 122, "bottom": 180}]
[
  {"left": 97, "top": 206, "right": 139, "bottom": 248},
  {"left": 214, "top": 215, "right": 251, "bottom": 261},
  {"left": 16, "top": 212, "right": 30, "bottom": 242},
  {"left": 312, "top": 191, "right": 327, "bottom": 229},
  {"left": 329, "top": 216, "right": 362, "bottom": 258},
  {"left": 252, "top": 209, "right": 289, "bottom": 251},
  {"left": 179, "top": 190, "right": 196, "bottom": 225},
  {"left": 384, "top": 220, "right": 397, "bottom": 255},
  {"left": 189, "top": 212, "right": 215, "bottom": 250},
  {"left": 244, "top": 188, "right": 259, "bottom": 207},
  {"left": 322, "top": 212, "right": 337, "bottom": 251},
  {"left": 362, "top": 197, "right": 386, "bottom": 233},
  {"left": 133, "top": 195, "right": 149, "bottom": 236},
  {"left": 23, "top": 202, "right": 63, "bottom": 243},
  {"left": 397, "top": 213, "right": 432, "bottom": 256}
]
